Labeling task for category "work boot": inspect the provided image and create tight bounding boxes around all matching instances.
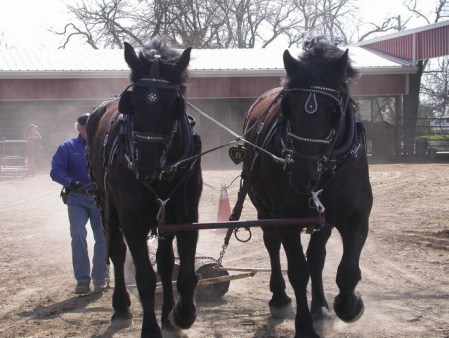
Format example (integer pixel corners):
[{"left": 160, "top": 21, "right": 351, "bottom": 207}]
[
  {"left": 74, "top": 282, "right": 90, "bottom": 294},
  {"left": 93, "top": 280, "right": 106, "bottom": 293}
]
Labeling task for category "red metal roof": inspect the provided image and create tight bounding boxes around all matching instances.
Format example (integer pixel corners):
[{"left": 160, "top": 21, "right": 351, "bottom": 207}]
[{"left": 351, "top": 20, "right": 449, "bottom": 64}]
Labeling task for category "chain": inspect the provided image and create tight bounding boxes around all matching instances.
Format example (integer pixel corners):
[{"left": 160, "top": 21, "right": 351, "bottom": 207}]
[
  {"left": 195, "top": 255, "right": 217, "bottom": 261},
  {"left": 215, "top": 242, "right": 228, "bottom": 267},
  {"left": 203, "top": 173, "right": 242, "bottom": 191}
]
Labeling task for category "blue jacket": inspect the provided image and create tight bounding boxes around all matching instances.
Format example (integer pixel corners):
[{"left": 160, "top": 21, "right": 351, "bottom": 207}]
[{"left": 50, "top": 135, "right": 91, "bottom": 188}]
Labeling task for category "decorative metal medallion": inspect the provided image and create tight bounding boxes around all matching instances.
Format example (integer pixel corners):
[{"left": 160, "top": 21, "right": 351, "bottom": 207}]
[
  {"left": 228, "top": 145, "right": 247, "bottom": 164},
  {"left": 305, "top": 92, "right": 318, "bottom": 114},
  {"left": 148, "top": 92, "right": 158, "bottom": 102}
]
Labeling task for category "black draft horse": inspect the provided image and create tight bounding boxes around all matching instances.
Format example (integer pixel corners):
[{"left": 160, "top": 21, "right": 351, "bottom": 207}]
[
  {"left": 86, "top": 38, "right": 202, "bottom": 337},
  {"left": 241, "top": 41, "right": 373, "bottom": 337}
]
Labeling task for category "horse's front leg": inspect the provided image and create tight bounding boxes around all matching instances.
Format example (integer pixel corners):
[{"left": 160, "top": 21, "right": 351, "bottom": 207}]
[
  {"left": 306, "top": 225, "right": 333, "bottom": 321},
  {"left": 108, "top": 208, "right": 133, "bottom": 328},
  {"left": 155, "top": 233, "right": 176, "bottom": 328},
  {"left": 333, "top": 215, "right": 369, "bottom": 323},
  {"left": 280, "top": 227, "right": 320, "bottom": 338},
  {"left": 123, "top": 227, "right": 160, "bottom": 338},
  {"left": 169, "top": 229, "right": 198, "bottom": 330},
  {"left": 261, "top": 226, "right": 292, "bottom": 318}
]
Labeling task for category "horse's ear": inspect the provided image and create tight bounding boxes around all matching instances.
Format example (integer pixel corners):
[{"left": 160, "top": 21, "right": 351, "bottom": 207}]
[
  {"left": 119, "top": 91, "right": 133, "bottom": 115},
  {"left": 176, "top": 47, "right": 192, "bottom": 72},
  {"left": 124, "top": 41, "right": 140, "bottom": 70},
  {"left": 283, "top": 50, "right": 298, "bottom": 75},
  {"left": 339, "top": 49, "right": 349, "bottom": 76}
]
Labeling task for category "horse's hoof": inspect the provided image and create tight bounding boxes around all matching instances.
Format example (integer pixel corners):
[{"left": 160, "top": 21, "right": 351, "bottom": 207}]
[
  {"left": 269, "top": 303, "right": 294, "bottom": 319},
  {"left": 161, "top": 326, "right": 188, "bottom": 338},
  {"left": 294, "top": 328, "right": 320, "bottom": 338},
  {"left": 111, "top": 311, "right": 133, "bottom": 328},
  {"left": 312, "top": 307, "right": 335, "bottom": 337},
  {"left": 333, "top": 292, "right": 364, "bottom": 323},
  {"left": 311, "top": 306, "right": 334, "bottom": 321},
  {"left": 269, "top": 294, "right": 293, "bottom": 319},
  {"left": 168, "top": 306, "right": 197, "bottom": 330}
]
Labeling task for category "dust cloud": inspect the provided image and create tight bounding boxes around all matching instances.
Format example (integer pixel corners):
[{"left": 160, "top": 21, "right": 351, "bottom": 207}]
[{"left": 0, "top": 165, "right": 449, "bottom": 337}]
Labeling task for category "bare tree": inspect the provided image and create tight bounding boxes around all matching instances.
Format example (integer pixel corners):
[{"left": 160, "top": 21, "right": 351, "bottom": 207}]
[
  {"left": 55, "top": 0, "right": 361, "bottom": 49},
  {"left": 357, "top": 15, "right": 412, "bottom": 42},
  {"left": 288, "top": 0, "right": 359, "bottom": 46},
  {"left": 164, "top": 0, "right": 227, "bottom": 48},
  {"left": 53, "top": 0, "right": 144, "bottom": 48},
  {"left": 421, "top": 57, "right": 449, "bottom": 118}
]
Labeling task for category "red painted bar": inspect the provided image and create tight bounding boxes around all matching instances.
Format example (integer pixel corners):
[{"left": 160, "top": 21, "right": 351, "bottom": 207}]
[{"left": 159, "top": 217, "right": 324, "bottom": 232}]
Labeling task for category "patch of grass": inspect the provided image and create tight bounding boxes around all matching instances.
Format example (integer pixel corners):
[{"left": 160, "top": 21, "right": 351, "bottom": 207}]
[{"left": 421, "top": 135, "right": 449, "bottom": 140}]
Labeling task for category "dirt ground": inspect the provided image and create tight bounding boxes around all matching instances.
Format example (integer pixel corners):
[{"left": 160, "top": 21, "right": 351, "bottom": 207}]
[{"left": 0, "top": 163, "right": 448, "bottom": 338}]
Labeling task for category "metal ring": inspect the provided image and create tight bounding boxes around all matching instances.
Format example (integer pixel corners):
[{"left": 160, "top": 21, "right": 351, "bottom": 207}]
[{"left": 234, "top": 227, "right": 252, "bottom": 243}]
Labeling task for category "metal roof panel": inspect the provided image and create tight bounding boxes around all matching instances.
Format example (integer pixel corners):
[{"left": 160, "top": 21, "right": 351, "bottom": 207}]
[{"left": 0, "top": 46, "right": 413, "bottom": 78}]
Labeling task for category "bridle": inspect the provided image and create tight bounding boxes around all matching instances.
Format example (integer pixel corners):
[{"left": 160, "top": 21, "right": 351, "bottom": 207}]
[
  {"left": 119, "top": 57, "right": 186, "bottom": 181},
  {"left": 279, "top": 85, "right": 351, "bottom": 188},
  {"left": 110, "top": 57, "right": 199, "bottom": 234}
]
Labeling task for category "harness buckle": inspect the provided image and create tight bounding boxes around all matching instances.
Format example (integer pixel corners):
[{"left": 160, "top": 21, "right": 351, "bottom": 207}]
[
  {"left": 351, "top": 142, "right": 361, "bottom": 158},
  {"left": 283, "top": 153, "right": 292, "bottom": 170},
  {"left": 309, "top": 189, "right": 325, "bottom": 214},
  {"left": 156, "top": 198, "right": 170, "bottom": 227}
]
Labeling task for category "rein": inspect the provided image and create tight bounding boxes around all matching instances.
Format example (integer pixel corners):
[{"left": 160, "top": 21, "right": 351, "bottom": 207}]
[{"left": 184, "top": 100, "right": 293, "bottom": 166}]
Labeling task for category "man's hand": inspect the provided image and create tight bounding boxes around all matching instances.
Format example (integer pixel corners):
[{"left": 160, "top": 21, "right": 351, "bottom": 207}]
[{"left": 69, "top": 181, "right": 83, "bottom": 191}]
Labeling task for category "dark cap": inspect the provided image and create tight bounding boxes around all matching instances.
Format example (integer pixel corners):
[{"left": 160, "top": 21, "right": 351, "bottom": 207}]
[{"left": 77, "top": 113, "right": 90, "bottom": 126}]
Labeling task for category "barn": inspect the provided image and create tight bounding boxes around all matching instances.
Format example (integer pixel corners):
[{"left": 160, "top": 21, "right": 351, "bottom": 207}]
[
  {"left": 352, "top": 20, "right": 449, "bottom": 159},
  {"left": 3, "top": 23, "right": 445, "bottom": 169}
]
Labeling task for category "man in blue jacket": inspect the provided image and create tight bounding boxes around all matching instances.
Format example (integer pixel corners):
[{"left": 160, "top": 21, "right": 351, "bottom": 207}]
[{"left": 50, "top": 113, "right": 107, "bottom": 294}]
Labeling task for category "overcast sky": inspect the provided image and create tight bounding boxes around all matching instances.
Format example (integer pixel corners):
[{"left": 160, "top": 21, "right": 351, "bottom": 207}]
[{"left": 0, "top": 0, "right": 433, "bottom": 49}]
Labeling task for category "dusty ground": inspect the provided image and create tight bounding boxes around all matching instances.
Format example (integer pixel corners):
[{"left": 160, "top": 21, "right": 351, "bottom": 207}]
[{"left": 0, "top": 163, "right": 448, "bottom": 337}]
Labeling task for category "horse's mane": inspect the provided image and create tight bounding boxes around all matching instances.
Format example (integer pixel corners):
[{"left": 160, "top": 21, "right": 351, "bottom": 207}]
[
  {"left": 130, "top": 36, "right": 189, "bottom": 86},
  {"left": 283, "top": 42, "right": 358, "bottom": 94}
]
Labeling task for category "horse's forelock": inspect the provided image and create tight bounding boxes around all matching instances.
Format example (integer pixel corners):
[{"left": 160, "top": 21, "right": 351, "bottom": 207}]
[
  {"left": 130, "top": 37, "right": 188, "bottom": 84},
  {"left": 283, "top": 42, "right": 357, "bottom": 92},
  {"left": 307, "top": 43, "right": 358, "bottom": 79},
  {"left": 139, "top": 37, "right": 181, "bottom": 63}
]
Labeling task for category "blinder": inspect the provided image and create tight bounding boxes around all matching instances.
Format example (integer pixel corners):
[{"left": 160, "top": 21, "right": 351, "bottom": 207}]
[
  {"left": 118, "top": 56, "right": 182, "bottom": 116},
  {"left": 118, "top": 90, "right": 133, "bottom": 115}
]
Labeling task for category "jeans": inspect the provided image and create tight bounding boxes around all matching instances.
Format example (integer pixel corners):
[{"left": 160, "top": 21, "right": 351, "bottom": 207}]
[{"left": 67, "top": 192, "right": 107, "bottom": 285}]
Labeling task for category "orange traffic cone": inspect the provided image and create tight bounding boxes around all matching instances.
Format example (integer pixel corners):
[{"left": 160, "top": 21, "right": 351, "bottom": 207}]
[{"left": 217, "top": 184, "right": 231, "bottom": 222}]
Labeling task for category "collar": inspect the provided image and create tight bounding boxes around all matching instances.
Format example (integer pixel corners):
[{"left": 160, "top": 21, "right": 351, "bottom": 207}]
[{"left": 77, "top": 134, "right": 87, "bottom": 146}]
